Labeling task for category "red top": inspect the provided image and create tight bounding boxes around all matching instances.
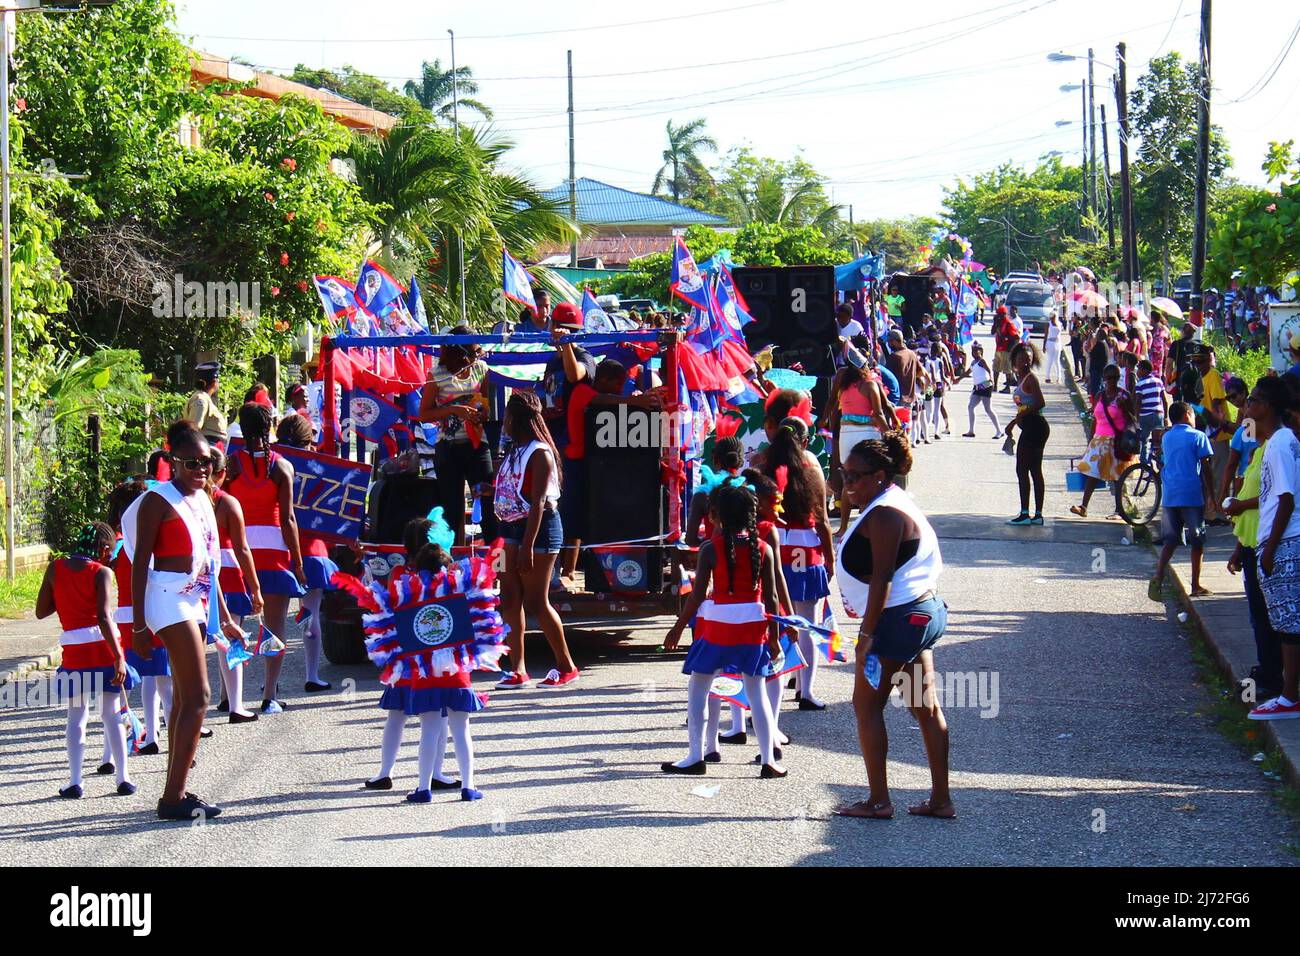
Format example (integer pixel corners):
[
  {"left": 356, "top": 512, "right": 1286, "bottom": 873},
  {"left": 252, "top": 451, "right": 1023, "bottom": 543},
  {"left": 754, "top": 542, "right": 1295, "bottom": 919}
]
[
  {"left": 709, "top": 533, "right": 762, "bottom": 605},
  {"left": 300, "top": 530, "right": 330, "bottom": 558},
  {"left": 211, "top": 488, "right": 234, "bottom": 549},
  {"left": 227, "top": 450, "right": 282, "bottom": 525},
  {"left": 564, "top": 382, "right": 599, "bottom": 460},
  {"left": 53, "top": 558, "right": 103, "bottom": 632},
  {"left": 153, "top": 513, "right": 192, "bottom": 559},
  {"left": 113, "top": 540, "right": 132, "bottom": 614}
]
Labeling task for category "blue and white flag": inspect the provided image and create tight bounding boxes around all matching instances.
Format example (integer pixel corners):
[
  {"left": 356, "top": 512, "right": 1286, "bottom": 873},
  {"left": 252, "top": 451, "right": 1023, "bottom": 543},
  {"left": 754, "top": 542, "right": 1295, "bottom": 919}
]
[
  {"left": 502, "top": 249, "right": 537, "bottom": 315},
  {"left": 355, "top": 261, "right": 407, "bottom": 324},
  {"left": 670, "top": 236, "right": 710, "bottom": 312},
  {"left": 407, "top": 275, "right": 430, "bottom": 330},
  {"left": 348, "top": 388, "right": 405, "bottom": 444},
  {"left": 314, "top": 275, "right": 362, "bottom": 331},
  {"left": 581, "top": 288, "right": 614, "bottom": 332}
]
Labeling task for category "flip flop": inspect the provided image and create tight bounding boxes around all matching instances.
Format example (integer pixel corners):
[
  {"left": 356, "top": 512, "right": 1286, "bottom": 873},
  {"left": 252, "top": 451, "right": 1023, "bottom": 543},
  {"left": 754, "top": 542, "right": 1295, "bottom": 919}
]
[
  {"left": 833, "top": 800, "right": 894, "bottom": 819},
  {"left": 907, "top": 800, "right": 957, "bottom": 819},
  {"left": 1147, "top": 577, "right": 1163, "bottom": 602}
]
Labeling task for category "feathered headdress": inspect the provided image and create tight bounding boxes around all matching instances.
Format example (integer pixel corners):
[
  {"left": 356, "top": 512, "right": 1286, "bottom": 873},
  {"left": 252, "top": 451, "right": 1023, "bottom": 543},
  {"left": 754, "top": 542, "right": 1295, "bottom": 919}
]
[
  {"left": 425, "top": 505, "right": 455, "bottom": 552},
  {"left": 331, "top": 545, "right": 507, "bottom": 687},
  {"left": 695, "top": 463, "right": 754, "bottom": 496}
]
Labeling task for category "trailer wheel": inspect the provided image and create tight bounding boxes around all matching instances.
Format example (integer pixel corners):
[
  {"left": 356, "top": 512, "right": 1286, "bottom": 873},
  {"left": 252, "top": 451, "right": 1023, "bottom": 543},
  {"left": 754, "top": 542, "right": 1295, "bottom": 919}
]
[{"left": 322, "top": 614, "right": 368, "bottom": 665}]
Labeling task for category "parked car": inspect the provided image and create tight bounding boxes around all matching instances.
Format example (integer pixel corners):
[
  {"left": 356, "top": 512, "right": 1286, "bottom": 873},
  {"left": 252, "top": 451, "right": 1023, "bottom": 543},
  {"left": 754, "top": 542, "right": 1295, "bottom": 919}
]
[
  {"left": 1172, "top": 272, "right": 1193, "bottom": 311},
  {"left": 1004, "top": 283, "right": 1056, "bottom": 336},
  {"left": 994, "top": 276, "right": 1040, "bottom": 309}
]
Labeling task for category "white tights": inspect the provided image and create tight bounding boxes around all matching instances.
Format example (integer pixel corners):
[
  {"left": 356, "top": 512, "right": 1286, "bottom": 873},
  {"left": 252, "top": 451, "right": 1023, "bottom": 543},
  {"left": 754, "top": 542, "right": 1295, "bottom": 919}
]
[
  {"left": 68, "top": 692, "right": 130, "bottom": 788},
  {"left": 372, "top": 709, "right": 406, "bottom": 781},
  {"left": 141, "top": 675, "right": 172, "bottom": 747},
  {"left": 792, "top": 598, "right": 824, "bottom": 707},
  {"left": 676, "top": 672, "right": 776, "bottom": 768},
  {"left": 301, "top": 590, "right": 323, "bottom": 684},
  {"left": 705, "top": 697, "right": 747, "bottom": 753}
]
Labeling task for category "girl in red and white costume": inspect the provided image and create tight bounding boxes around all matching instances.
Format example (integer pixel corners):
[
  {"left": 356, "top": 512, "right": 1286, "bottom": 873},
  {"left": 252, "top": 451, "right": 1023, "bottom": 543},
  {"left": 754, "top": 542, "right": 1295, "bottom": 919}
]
[
  {"left": 224, "top": 403, "right": 306, "bottom": 714},
  {"left": 663, "top": 484, "right": 786, "bottom": 778},
  {"left": 36, "top": 521, "right": 138, "bottom": 798},
  {"left": 107, "top": 479, "right": 170, "bottom": 758},
  {"left": 123, "top": 420, "right": 245, "bottom": 821},
  {"left": 210, "top": 449, "right": 264, "bottom": 722}
]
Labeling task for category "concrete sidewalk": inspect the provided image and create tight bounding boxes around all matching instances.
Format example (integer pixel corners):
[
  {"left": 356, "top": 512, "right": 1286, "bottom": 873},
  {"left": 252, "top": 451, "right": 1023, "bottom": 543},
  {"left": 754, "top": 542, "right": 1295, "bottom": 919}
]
[
  {"left": 0, "top": 615, "right": 61, "bottom": 691},
  {"left": 1060, "top": 359, "right": 1300, "bottom": 790}
]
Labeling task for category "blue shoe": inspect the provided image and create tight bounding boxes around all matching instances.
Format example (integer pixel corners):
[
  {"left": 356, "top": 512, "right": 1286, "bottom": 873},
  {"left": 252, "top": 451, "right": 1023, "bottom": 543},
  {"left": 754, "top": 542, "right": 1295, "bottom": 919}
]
[
  {"left": 405, "top": 789, "right": 432, "bottom": 804},
  {"left": 1006, "top": 514, "right": 1033, "bottom": 526},
  {"left": 260, "top": 699, "right": 285, "bottom": 715},
  {"left": 116, "top": 781, "right": 138, "bottom": 796},
  {"left": 461, "top": 788, "right": 484, "bottom": 801},
  {"left": 58, "top": 784, "right": 83, "bottom": 799},
  {"left": 1029, "top": 515, "right": 1044, "bottom": 526}
]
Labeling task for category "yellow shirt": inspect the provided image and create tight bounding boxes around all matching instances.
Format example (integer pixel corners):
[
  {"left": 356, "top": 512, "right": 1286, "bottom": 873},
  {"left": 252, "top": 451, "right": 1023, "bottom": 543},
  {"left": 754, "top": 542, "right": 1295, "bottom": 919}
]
[
  {"left": 185, "top": 389, "right": 228, "bottom": 443},
  {"left": 1232, "top": 446, "right": 1264, "bottom": 548},
  {"left": 1201, "top": 372, "right": 1229, "bottom": 441}
]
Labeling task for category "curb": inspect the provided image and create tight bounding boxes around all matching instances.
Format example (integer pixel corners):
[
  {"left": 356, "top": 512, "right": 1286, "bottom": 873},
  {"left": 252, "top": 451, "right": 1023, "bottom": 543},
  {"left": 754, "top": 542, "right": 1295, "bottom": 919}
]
[
  {"left": 0, "top": 646, "right": 63, "bottom": 694},
  {"left": 1061, "top": 351, "right": 1300, "bottom": 792}
]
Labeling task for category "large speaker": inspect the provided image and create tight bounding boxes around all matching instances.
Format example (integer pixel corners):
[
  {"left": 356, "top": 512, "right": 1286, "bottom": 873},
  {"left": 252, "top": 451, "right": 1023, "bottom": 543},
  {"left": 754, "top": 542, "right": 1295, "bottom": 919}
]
[
  {"left": 892, "top": 274, "right": 938, "bottom": 338},
  {"left": 579, "top": 405, "right": 665, "bottom": 593},
  {"left": 732, "top": 265, "right": 838, "bottom": 374},
  {"left": 366, "top": 474, "right": 440, "bottom": 544}
]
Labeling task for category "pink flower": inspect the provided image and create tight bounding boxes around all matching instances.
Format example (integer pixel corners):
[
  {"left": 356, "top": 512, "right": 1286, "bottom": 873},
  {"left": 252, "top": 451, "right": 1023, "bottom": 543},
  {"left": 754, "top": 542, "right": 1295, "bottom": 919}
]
[
  {"left": 270, "top": 286, "right": 281, "bottom": 297},
  {"left": 296, "top": 280, "right": 309, "bottom": 292},
  {"left": 284, "top": 211, "right": 296, "bottom": 222},
  {"left": 1267, "top": 203, "right": 1277, "bottom": 212},
  {"left": 263, "top": 191, "right": 275, "bottom": 203},
  {"left": 279, "top": 252, "right": 290, "bottom": 266},
  {"left": 281, "top": 157, "right": 297, "bottom": 171}
]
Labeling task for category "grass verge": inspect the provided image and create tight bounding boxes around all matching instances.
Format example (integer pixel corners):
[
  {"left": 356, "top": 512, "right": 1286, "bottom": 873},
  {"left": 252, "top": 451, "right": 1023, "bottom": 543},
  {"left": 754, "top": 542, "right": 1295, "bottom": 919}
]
[{"left": 0, "top": 567, "right": 45, "bottom": 620}]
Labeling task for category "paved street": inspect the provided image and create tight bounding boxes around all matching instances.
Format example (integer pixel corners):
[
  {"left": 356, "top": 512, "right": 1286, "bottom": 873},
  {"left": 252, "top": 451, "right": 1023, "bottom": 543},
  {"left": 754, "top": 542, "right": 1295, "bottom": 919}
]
[{"left": 1, "top": 332, "right": 1295, "bottom": 866}]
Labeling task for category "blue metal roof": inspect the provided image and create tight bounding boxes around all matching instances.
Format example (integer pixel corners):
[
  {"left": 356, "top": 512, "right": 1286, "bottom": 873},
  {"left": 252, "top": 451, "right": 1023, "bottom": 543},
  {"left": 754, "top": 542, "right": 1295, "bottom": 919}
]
[{"left": 540, "top": 178, "right": 727, "bottom": 227}]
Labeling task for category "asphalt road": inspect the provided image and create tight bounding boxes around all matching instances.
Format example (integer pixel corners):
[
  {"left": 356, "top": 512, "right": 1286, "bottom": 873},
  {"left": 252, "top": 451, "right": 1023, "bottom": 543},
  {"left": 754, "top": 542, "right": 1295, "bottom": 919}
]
[{"left": 1, "top": 330, "right": 1295, "bottom": 866}]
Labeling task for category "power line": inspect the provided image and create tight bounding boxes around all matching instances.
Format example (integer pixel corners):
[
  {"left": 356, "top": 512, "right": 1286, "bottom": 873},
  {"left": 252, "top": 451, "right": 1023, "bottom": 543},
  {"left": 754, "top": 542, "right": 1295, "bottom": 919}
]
[
  {"left": 192, "top": 0, "right": 785, "bottom": 43},
  {"left": 1220, "top": 15, "right": 1300, "bottom": 103}
]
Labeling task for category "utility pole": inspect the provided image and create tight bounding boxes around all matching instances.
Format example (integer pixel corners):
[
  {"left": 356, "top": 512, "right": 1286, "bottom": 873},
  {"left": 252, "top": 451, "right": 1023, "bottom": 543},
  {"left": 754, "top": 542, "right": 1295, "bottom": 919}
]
[
  {"left": 1116, "top": 43, "right": 1139, "bottom": 286},
  {"left": 1100, "top": 103, "right": 1116, "bottom": 253},
  {"left": 1087, "top": 49, "right": 1097, "bottom": 242},
  {"left": 2, "top": 8, "right": 14, "bottom": 580},
  {"left": 1080, "top": 81, "right": 1088, "bottom": 240},
  {"left": 849, "top": 204, "right": 859, "bottom": 257},
  {"left": 448, "top": 29, "right": 467, "bottom": 325},
  {"left": 1189, "top": 0, "right": 1212, "bottom": 328},
  {"left": 567, "top": 49, "right": 578, "bottom": 271}
]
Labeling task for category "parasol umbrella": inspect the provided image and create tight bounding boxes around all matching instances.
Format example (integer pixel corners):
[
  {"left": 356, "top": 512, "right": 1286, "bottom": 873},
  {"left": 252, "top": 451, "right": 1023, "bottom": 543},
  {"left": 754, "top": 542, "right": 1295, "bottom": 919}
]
[
  {"left": 1076, "top": 266, "right": 1096, "bottom": 280},
  {"left": 1077, "top": 289, "right": 1110, "bottom": 311},
  {"left": 1149, "top": 297, "right": 1184, "bottom": 320}
]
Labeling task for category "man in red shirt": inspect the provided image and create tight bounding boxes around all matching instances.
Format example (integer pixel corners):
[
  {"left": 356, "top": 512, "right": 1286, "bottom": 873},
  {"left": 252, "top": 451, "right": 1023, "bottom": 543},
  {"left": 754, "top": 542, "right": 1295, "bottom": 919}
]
[
  {"left": 992, "top": 306, "right": 1019, "bottom": 393},
  {"left": 557, "top": 359, "right": 662, "bottom": 591}
]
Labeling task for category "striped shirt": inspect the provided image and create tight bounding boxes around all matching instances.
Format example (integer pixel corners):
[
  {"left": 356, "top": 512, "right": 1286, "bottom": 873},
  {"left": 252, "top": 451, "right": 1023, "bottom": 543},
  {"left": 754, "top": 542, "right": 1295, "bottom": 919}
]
[{"left": 1136, "top": 374, "right": 1165, "bottom": 417}]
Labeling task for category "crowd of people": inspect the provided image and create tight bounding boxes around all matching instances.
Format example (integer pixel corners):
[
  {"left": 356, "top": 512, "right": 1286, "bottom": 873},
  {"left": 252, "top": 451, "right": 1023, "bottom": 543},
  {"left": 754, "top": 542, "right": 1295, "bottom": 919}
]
[{"left": 35, "top": 263, "right": 1300, "bottom": 826}]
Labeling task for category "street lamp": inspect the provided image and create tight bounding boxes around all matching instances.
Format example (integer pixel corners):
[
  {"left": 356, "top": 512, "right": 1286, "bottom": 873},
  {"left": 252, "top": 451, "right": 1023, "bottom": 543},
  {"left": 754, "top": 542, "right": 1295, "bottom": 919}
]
[
  {"left": 978, "top": 217, "right": 1012, "bottom": 275},
  {"left": 1054, "top": 120, "right": 1073, "bottom": 127}
]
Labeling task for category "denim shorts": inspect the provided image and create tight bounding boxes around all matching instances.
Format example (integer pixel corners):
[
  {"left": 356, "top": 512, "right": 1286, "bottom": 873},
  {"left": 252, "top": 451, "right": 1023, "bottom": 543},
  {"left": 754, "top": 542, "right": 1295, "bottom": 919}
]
[
  {"left": 499, "top": 508, "right": 563, "bottom": 554},
  {"left": 1161, "top": 505, "right": 1206, "bottom": 548},
  {"left": 871, "top": 593, "right": 947, "bottom": 663}
]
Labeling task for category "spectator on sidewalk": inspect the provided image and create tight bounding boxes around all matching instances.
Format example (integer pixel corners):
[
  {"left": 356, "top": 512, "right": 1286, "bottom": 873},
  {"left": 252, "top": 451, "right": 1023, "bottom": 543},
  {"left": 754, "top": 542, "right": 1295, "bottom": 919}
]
[
  {"left": 1192, "top": 348, "right": 1232, "bottom": 524},
  {"left": 1218, "top": 378, "right": 1255, "bottom": 503},
  {"left": 1149, "top": 402, "right": 1214, "bottom": 600},
  {"left": 1225, "top": 440, "right": 1281, "bottom": 701},
  {"left": 992, "top": 307, "right": 1017, "bottom": 393},
  {"left": 1134, "top": 358, "right": 1167, "bottom": 465},
  {"left": 1246, "top": 377, "right": 1300, "bottom": 721}
]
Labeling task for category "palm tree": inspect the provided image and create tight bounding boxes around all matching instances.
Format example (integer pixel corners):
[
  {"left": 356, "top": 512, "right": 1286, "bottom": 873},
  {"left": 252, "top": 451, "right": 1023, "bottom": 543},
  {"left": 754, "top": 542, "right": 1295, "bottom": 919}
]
[
  {"left": 652, "top": 118, "right": 717, "bottom": 203},
  {"left": 727, "top": 167, "right": 837, "bottom": 226},
  {"left": 403, "top": 59, "right": 493, "bottom": 123}
]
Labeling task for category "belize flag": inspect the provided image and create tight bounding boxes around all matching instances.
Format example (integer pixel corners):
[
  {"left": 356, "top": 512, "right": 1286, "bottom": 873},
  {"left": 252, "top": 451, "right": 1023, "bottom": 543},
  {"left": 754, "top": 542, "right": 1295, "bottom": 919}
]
[
  {"left": 708, "top": 674, "right": 750, "bottom": 709},
  {"left": 348, "top": 388, "right": 406, "bottom": 444},
  {"left": 956, "top": 279, "right": 979, "bottom": 346},
  {"left": 581, "top": 288, "right": 614, "bottom": 332},
  {"left": 255, "top": 623, "right": 286, "bottom": 658},
  {"left": 355, "top": 261, "right": 407, "bottom": 324},
  {"left": 502, "top": 249, "right": 537, "bottom": 314},
  {"left": 314, "top": 276, "right": 363, "bottom": 331},
  {"left": 407, "top": 275, "right": 430, "bottom": 330},
  {"left": 716, "top": 265, "right": 753, "bottom": 329},
  {"left": 670, "top": 236, "right": 710, "bottom": 312}
]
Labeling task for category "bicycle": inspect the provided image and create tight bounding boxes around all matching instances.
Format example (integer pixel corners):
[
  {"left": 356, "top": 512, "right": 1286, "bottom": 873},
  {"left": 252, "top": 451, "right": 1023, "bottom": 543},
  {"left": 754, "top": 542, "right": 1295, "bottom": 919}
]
[{"left": 1115, "top": 428, "right": 1163, "bottom": 527}]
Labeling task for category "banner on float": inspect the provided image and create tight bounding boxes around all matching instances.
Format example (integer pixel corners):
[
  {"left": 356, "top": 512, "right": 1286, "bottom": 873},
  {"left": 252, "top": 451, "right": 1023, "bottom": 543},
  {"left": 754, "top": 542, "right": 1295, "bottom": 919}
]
[{"left": 229, "top": 440, "right": 370, "bottom": 543}]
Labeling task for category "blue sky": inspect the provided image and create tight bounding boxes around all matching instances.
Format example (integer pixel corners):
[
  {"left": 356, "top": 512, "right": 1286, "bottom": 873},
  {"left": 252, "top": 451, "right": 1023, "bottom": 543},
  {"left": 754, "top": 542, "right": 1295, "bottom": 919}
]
[{"left": 176, "top": 0, "right": 1299, "bottom": 221}]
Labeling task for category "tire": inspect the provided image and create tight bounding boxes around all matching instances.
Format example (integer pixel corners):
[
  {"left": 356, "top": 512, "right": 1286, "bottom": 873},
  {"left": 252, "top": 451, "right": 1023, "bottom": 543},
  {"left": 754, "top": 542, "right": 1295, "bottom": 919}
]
[
  {"left": 1116, "top": 461, "right": 1161, "bottom": 527},
  {"left": 321, "top": 589, "right": 368, "bottom": 666}
]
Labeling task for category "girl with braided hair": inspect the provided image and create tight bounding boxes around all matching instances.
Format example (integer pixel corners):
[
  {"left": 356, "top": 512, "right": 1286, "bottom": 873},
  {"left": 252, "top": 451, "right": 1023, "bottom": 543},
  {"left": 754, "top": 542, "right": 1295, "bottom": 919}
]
[
  {"left": 663, "top": 484, "right": 786, "bottom": 778},
  {"left": 224, "top": 401, "right": 306, "bottom": 713},
  {"left": 36, "top": 521, "right": 139, "bottom": 798}
]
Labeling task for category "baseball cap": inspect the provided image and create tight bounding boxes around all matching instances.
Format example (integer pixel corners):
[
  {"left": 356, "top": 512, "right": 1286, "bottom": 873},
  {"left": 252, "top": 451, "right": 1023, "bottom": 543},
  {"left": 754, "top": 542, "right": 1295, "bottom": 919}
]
[{"left": 551, "top": 301, "right": 582, "bottom": 329}]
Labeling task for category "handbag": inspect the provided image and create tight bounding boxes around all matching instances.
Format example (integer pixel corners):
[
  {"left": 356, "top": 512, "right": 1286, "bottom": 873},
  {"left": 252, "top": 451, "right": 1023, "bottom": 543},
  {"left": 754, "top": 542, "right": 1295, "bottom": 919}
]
[{"left": 1100, "top": 396, "right": 1139, "bottom": 459}]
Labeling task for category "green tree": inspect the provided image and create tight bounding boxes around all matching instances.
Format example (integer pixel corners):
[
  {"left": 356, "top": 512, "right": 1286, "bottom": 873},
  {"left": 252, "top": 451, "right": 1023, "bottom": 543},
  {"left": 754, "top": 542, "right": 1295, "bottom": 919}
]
[
  {"left": 403, "top": 59, "right": 492, "bottom": 123},
  {"left": 1206, "top": 141, "right": 1300, "bottom": 290},
  {"left": 942, "top": 157, "right": 1081, "bottom": 273},
  {"left": 852, "top": 216, "right": 944, "bottom": 271},
  {"left": 652, "top": 118, "right": 717, "bottom": 205},
  {"left": 1129, "top": 52, "right": 1230, "bottom": 289},
  {"left": 287, "top": 64, "right": 416, "bottom": 117},
  {"left": 710, "top": 149, "right": 841, "bottom": 228}
]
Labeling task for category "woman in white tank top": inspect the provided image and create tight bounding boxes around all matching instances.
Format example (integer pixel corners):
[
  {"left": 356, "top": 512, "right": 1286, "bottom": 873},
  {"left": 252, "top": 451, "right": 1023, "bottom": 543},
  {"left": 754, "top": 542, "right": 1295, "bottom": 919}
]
[{"left": 831, "top": 432, "right": 955, "bottom": 821}]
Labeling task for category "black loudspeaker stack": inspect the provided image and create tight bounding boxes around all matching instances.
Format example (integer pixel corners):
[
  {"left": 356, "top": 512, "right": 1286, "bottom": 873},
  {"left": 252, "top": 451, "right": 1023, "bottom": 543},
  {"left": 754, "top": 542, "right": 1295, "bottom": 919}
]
[{"left": 731, "top": 265, "right": 838, "bottom": 409}]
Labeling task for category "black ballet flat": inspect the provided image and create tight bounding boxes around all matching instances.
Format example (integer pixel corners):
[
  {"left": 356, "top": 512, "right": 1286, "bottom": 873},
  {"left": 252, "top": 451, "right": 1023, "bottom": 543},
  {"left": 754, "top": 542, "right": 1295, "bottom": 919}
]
[
  {"left": 228, "top": 711, "right": 259, "bottom": 725},
  {"left": 751, "top": 747, "right": 784, "bottom": 763},
  {"left": 363, "top": 776, "right": 393, "bottom": 791},
  {"left": 786, "top": 677, "right": 797, "bottom": 690},
  {"left": 199, "top": 727, "right": 214, "bottom": 739},
  {"left": 718, "top": 731, "right": 747, "bottom": 745},
  {"left": 96, "top": 762, "right": 115, "bottom": 776},
  {"left": 759, "top": 764, "right": 788, "bottom": 779},
  {"left": 798, "top": 699, "right": 827, "bottom": 712},
  {"left": 429, "top": 778, "right": 461, "bottom": 791},
  {"left": 304, "top": 680, "right": 332, "bottom": 693},
  {"left": 704, "top": 752, "right": 722, "bottom": 763},
  {"left": 216, "top": 699, "right": 229, "bottom": 713},
  {"left": 660, "top": 760, "right": 707, "bottom": 775},
  {"left": 137, "top": 742, "right": 160, "bottom": 756},
  {"left": 58, "top": 784, "right": 83, "bottom": 799}
]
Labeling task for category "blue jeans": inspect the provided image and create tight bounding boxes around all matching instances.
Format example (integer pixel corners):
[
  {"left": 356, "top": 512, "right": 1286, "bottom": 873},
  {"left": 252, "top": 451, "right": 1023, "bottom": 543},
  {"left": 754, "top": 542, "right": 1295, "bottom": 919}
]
[{"left": 1138, "top": 412, "right": 1163, "bottom": 465}]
